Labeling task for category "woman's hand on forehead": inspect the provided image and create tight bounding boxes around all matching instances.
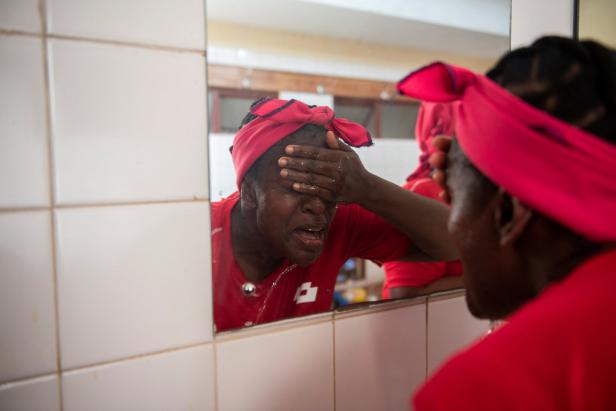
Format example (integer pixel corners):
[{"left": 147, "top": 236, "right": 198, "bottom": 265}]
[{"left": 277, "top": 131, "right": 371, "bottom": 205}]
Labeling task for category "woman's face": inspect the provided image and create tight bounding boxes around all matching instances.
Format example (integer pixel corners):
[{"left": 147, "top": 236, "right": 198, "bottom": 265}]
[
  {"left": 250, "top": 132, "right": 337, "bottom": 267},
  {"left": 445, "top": 143, "right": 535, "bottom": 319}
]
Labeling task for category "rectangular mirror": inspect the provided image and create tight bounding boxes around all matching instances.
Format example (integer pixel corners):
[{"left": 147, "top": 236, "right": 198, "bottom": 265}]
[{"left": 207, "top": 0, "right": 511, "bottom": 333}]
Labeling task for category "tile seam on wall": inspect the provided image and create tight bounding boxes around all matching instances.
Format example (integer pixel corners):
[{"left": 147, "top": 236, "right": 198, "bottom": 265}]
[
  {"left": 38, "top": 0, "right": 64, "bottom": 410},
  {"left": 47, "top": 33, "right": 206, "bottom": 56},
  {"left": 0, "top": 206, "right": 51, "bottom": 213},
  {"left": 0, "top": 373, "right": 58, "bottom": 389},
  {"left": 333, "top": 295, "right": 428, "bottom": 320},
  {"left": 0, "top": 31, "right": 208, "bottom": 56},
  {"left": 213, "top": 312, "right": 334, "bottom": 343},
  {"left": 59, "top": 341, "right": 215, "bottom": 376},
  {"left": 53, "top": 198, "right": 211, "bottom": 209},
  {"left": 212, "top": 342, "right": 220, "bottom": 411},
  {"left": 0, "top": 198, "right": 212, "bottom": 214},
  {"left": 0, "top": 29, "right": 42, "bottom": 38}
]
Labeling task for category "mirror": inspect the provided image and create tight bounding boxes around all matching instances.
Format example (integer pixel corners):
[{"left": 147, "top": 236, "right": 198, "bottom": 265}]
[
  {"left": 577, "top": 0, "right": 616, "bottom": 49},
  {"left": 207, "top": 0, "right": 511, "bottom": 332}
]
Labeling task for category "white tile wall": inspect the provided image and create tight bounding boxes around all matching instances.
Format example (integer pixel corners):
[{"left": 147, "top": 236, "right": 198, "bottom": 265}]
[
  {"left": 62, "top": 344, "right": 215, "bottom": 411},
  {"left": 49, "top": 39, "right": 208, "bottom": 205},
  {"left": 427, "top": 294, "right": 490, "bottom": 374},
  {"left": 0, "top": 0, "right": 41, "bottom": 33},
  {"left": 56, "top": 202, "right": 213, "bottom": 368},
  {"left": 216, "top": 322, "right": 335, "bottom": 411},
  {"left": 0, "top": 211, "right": 57, "bottom": 382},
  {"left": 0, "top": 375, "right": 61, "bottom": 411},
  {"left": 47, "top": 0, "right": 206, "bottom": 50},
  {"left": 0, "top": 35, "right": 50, "bottom": 208},
  {"left": 335, "top": 303, "right": 426, "bottom": 411}
]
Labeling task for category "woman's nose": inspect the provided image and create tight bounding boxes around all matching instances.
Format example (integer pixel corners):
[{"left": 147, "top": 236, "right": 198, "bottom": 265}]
[{"left": 300, "top": 195, "right": 327, "bottom": 215}]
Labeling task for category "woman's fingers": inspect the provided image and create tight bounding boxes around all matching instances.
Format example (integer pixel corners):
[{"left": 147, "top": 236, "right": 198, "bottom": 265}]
[
  {"left": 278, "top": 156, "right": 342, "bottom": 179},
  {"left": 432, "top": 135, "right": 452, "bottom": 151},
  {"left": 284, "top": 144, "right": 341, "bottom": 161},
  {"left": 430, "top": 135, "right": 454, "bottom": 204},
  {"left": 280, "top": 168, "right": 341, "bottom": 192}
]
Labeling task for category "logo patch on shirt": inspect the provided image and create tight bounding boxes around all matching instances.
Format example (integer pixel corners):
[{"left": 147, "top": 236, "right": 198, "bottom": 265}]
[{"left": 294, "top": 282, "right": 318, "bottom": 304}]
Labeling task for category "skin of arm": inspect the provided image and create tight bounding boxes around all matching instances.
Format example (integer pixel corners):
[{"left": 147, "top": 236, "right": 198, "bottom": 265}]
[{"left": 278, "top": 131, "right": 459, "bottom": 262}]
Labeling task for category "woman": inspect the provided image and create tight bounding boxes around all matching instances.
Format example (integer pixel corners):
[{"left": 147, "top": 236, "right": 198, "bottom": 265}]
[
  {"left": 393, "top": 36, "right": 616, "bottom": 410},
  {"left": 212, "top": 97, "right": 457, "bottom": 331}
]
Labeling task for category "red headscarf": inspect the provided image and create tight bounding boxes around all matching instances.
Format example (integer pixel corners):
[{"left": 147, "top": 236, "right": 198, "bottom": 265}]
[
  {"left": 408, "top": 102, "right": 456, "bottom": 181},
  {"left": 397, "top": 62, "right": 616, "bottom": 242},
  {"left": 232, "top": 98, "right": 372, "bottom": 188}
]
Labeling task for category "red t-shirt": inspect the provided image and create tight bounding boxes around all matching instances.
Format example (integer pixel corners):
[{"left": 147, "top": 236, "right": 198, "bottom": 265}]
[
  {"left": 382, "top": 178, "right": 462, "bottom": 298},
  {"left": 413, "top": 248, "right": 616, "bottom": 411},
  {"left": 212, "top": 192, "right": 411, "bottom": 332}
]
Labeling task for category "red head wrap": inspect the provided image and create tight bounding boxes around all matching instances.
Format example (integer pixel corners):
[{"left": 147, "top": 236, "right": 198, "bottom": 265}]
[
  {"left": 397, "top": 62, "right": 616, "bottom": 242},
  {"left": 231, "top": 98, "right": 372, "bottom": 188}
]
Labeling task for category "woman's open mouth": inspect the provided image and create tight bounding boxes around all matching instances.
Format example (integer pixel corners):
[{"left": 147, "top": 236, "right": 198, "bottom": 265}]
[{"left": 292, "top": 226, "right": 326, "bottom": 249}]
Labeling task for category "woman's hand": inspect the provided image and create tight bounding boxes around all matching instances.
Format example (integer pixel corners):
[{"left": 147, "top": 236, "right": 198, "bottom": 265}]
[
  {"left": 278, "top": 131, "right": 372, "bottom": 204},
  {"left": 429, "top": 135, "right": 453, "bottom": 203}
]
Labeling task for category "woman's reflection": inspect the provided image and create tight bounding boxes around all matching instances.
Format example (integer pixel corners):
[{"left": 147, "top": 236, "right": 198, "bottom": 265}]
[
  {"left": 383, "top": 103, "right": 464, "bottom": 299},
  {"left": 212, "top": 97, "right": 456, "bottom": 332}
]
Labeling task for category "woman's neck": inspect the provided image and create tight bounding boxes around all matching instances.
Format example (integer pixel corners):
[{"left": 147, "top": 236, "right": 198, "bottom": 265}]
[{"left": 230, "top": 203, "right": 284, "bottom": 283}]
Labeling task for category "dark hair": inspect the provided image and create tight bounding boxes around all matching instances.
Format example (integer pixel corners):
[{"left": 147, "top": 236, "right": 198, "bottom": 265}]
[
  {"left": 487, "top": 36, "right": 616, "bottom": 143},
  {"left": 462, "top": 36, "right": 616, "bottom": 192},
  {"left": 238, "top": 98, "right": 327, "bottom": 186}
]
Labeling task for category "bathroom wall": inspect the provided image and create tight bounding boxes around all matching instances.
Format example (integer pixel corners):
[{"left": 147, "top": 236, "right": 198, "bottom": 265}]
[
  {"left": 0, "top": 0, "right": 214, "bottom": 409},
  {"left": 0, "top": 0, "right": 575, "bottom": 410}
]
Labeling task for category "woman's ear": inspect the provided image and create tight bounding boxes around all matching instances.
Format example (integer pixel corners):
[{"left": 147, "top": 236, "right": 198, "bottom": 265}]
[{"left": 494, "top": 188, "right": 533, "bottom": 246}]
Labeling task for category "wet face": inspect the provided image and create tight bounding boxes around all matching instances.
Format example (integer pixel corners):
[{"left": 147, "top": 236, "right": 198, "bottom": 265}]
[
  {"left": 247, "top": 129, "right": 337, "bottom": 267},
  {"left": 446, "top": 142, "right": 535, "bottom": 319}
]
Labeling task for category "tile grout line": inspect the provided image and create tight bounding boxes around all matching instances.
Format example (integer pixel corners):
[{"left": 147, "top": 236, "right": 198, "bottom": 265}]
[
  {"left": 37, "top": 0, "right": 64, "bottom": 409},
  {"left": 0, "top": 28, "right": 41, "bottom": 37},
  {"left": 0, "top": 372, "right": 58, "bottom": 388},
  {"left": 0, "top": 198, "right": 210, "bottom": 214},
  {"left": 49, "top": 33, "right": 206, "bottom": 56},
  {"left": 0, "top": 28, "right": 206, "bottom": 56},
  {"left": 212, "top": 341, "right": 220, "bottom": 411},
  {"left": 60, "top": 341, "right": 215, "bottom": 375},
  {"left": 0, "top": 341, "right": 216, "bottom": 386}
]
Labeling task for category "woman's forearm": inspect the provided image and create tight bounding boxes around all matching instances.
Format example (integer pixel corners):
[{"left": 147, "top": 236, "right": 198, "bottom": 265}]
[{"left": 358, "top": 172, "right": 459, "bottom": 261}]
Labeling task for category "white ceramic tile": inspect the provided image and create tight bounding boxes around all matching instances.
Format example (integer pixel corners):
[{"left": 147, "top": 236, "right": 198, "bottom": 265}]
[
  {"left": 0, "top": 0, "right": 41, "bottom": 32},
  {"left": 62, "top": 344, "right": 214, "bottom": 411},
  {"left": 217, "top": 322, "right": 334, "bottom": 411},
  {"left": 56, "top": 202, "right": 212, "bottom": 368},
  {"left": 335, "top": 304, "right": 426, "bottom": 411},
  {"left": 0, "top": 375, "right": 60, "bottom": 411},
  {"left": 0, "top": 36, "right": 49, "bottom": 207},
  {"left": 47, "top": 0, "right": 205, "bottom": 50},
  {"left": 49, "top": 39, "right": 208, "bottom": 205},
  {"left": 0, "top": 211, "right": 57, "bottom": 382},
  {"left": 427, "top": 294, "right": 490, "bottom": 374}
]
